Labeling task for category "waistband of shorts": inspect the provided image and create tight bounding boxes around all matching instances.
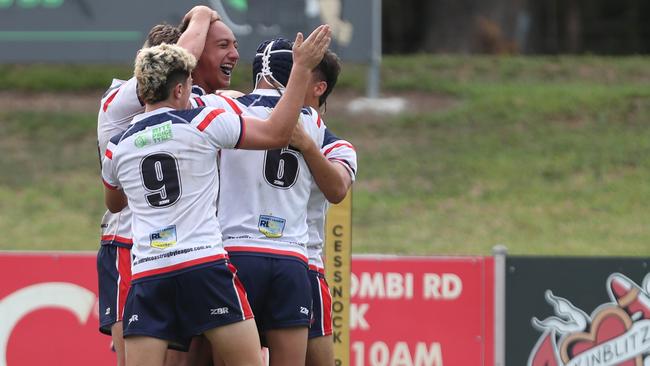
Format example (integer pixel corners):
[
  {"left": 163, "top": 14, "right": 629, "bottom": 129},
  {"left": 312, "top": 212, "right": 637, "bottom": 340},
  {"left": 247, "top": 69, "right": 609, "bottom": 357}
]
[
  {"left": 308, "top": 265, "right": 325, "bottom": 274},
  {"left": 131, "top": 254, "right": 228, "bottom": 283},
  {"left": 100, "top": 235, "right": 133, "bottom": 249},
  {"left": 225, "top": 246, "right": 308, "bottom": 264}
]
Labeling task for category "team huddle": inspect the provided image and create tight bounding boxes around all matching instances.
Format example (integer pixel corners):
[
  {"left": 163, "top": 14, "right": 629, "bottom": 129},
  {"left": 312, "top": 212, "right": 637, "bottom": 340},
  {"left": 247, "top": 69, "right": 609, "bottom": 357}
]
[{"left": 96, "top": 5, "right": 357, "bottom": 366}]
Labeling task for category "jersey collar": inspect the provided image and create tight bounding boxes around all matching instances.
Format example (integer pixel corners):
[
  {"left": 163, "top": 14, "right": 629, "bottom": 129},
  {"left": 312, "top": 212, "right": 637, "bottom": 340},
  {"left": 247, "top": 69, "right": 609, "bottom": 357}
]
[{"left": 130, "top": 107, "right": 175, "bottom": 125}]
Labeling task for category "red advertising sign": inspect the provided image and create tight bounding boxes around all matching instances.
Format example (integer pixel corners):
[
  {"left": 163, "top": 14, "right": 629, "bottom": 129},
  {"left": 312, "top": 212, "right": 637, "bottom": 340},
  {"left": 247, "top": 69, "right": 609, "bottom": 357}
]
[
  {"left": 0, "top": 252, "right": 114, "bottom": 366},
  {"left": 0, "top": 252, "right": 494, "bottom": 366},
  {"left": 351, "top": 255, "right": 494, "bottom": 366}
]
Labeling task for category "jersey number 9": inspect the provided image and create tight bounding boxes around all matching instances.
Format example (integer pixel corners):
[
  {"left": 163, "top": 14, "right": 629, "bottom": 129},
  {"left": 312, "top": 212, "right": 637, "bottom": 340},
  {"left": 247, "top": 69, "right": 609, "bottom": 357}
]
[{"left": 140, "top": 153, "right": 182, "bottom": 208}]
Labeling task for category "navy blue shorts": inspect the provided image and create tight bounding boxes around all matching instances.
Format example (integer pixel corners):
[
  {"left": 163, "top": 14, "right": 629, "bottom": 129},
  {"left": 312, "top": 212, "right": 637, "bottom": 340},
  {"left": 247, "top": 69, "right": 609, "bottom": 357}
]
[
  {"left": 228, "top": 254, "right": 312, "bottom": 333},
  {"left": 97, "top": 245, "right": 132, "bottom": 335},
  {"left": 308, "top": 268, "right": 333, "bottom": 339},
  {"left": 121, "top": 260, "right": 253, "bottom": 351}
]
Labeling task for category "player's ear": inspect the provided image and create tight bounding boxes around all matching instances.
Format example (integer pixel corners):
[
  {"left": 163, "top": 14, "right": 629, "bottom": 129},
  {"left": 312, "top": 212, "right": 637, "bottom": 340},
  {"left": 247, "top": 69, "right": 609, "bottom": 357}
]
[
  {"left": 173, "top": 82, "right": 184, "bottom": 99},
  {"left": 314, "top": 80, "right": 327, "bottom": 98}
]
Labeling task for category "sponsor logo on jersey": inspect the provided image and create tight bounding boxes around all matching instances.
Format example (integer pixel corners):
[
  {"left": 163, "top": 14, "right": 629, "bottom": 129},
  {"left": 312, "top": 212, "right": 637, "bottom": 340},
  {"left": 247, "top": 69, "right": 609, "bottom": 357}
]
[
  {"left": 258, "top": 215, "right": 286, "bottom": 238},
  {"left": 150, "top": 225, "right": 177, "bottom": 249},
  {"left": 527, "top": 273, "right": 650, "bottom": 366},
  {"left": 134, "top": 121, "right": 173, "bottom": 148}
]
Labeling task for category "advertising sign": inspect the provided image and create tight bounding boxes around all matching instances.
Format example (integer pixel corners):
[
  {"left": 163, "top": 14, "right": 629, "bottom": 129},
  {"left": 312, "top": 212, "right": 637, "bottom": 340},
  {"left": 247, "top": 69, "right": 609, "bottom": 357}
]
[
  {"left": 506, "top": 257, "right": 650, "bottom": 366},
  {"left": 1, "top": 252, "right": 495, "bottom": 366},
  {"left": 351, "top": 255, "right": 494, "bottom": 366},
  {"left": 0, "top": 0, "right": 372, "bottom": 63},
  {"left": 0, "top": 252, "right": 113, "bottom": 366},
  {"left": 326, "top": 192, "right": 353, "bottom": 366}
]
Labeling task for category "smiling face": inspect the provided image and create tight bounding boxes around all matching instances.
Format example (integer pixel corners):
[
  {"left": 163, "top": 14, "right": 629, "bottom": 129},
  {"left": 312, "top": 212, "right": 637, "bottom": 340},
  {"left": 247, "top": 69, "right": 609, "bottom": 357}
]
[{"left": 192, "top": 21, "right": 239, "bottom": 92}]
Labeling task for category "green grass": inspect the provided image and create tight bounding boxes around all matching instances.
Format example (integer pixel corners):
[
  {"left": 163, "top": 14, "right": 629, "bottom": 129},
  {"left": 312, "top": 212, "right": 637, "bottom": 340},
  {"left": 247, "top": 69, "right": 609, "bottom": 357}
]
[{"left": 2, "top": 56, "right": 650, "bottom": 255}]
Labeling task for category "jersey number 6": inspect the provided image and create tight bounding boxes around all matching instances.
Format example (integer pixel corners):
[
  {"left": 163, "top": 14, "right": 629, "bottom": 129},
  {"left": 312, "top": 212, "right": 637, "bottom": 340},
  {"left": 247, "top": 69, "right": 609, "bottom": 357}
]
[
  {"left": 140, "top": 152, "right": 182, "bottom": 208},
  {"left": 263, "top": 147, "right": 300, "bottom": 189}
]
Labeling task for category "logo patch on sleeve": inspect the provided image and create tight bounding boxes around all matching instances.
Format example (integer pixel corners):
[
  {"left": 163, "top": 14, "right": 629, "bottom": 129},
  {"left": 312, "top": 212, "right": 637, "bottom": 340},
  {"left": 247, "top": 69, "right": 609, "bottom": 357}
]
[
  {"left": 134, "top": 121, "right": 173, "bottom": 148},
  {"left": 150, "top": 225, "right": 177, "bottom": 249},
  {"left": 258, "top": 215, "right": 286, "bottom": 238}
]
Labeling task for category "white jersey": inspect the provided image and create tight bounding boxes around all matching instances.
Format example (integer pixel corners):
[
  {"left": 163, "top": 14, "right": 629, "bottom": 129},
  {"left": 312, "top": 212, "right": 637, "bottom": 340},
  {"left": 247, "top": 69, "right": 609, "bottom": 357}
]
[
  {"left": 98, "top": 78, "right": 207, "bottom": 248},
  {"left": 101, "top": 106, "right": 244, "bottom": 281},
  {"left": 207, "top": 88, "right": 326, "bottom": 263},
  {"left": 306, "top": 131, "right": 357, "bottom": 270}
]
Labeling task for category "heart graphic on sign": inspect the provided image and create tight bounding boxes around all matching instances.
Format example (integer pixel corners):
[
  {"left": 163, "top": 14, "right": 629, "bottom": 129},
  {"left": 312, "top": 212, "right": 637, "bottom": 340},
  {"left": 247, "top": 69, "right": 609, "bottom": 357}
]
[{"left": 559, "top": 306, "right": 642, "bottom": 366}]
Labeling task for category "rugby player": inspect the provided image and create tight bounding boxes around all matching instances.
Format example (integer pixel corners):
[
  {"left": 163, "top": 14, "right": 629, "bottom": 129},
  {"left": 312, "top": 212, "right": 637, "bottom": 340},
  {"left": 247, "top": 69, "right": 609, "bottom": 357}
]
[
  {"left": 207, "top": 38, "right": 330, "bottom": 366},
  {"left": 101, "top": 25, "right": 331, "bottom": 366},
  {"left": 293, "top": 50, "right": 357, "bottom": 366},
  {"left": 96, "top": 7, "right": 217, "bottom": 366}
]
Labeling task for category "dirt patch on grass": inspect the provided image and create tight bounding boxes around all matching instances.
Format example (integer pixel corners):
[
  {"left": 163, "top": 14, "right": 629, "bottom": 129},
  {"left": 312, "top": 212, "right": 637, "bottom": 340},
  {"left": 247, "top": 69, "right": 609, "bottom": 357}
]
[{"left": 0, "top": 89, "right": 459, "bottom": 117}]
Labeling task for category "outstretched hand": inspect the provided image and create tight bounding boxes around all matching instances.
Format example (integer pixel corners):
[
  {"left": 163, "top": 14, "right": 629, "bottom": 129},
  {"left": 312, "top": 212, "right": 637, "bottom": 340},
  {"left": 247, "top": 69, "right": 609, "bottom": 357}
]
[{"left": 292, "top": 24, "right": 332, "bottom": 70}]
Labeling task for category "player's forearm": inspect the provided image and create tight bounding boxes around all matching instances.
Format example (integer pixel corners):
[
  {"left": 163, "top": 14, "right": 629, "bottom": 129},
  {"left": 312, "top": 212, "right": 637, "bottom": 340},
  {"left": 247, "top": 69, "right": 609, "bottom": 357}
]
[
  {"left": 177, "top": 10, "right": 213, "bottom": 60},
  {"left": 266, "top": 64, "right": 312, "bottom": 145},
  {"left": 104, "top": 187, "right": 128, "bottom": 213},
  {"left": 302, "top": 143, "right": 352, "bottom": 203}
]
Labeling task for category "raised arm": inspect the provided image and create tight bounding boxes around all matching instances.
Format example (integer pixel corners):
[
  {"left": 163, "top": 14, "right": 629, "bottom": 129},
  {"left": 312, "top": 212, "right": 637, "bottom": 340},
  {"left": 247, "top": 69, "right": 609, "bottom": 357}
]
[
  {"left": 237, "top": 24, "right": 331, "bottom": 150},
  {"left": 177, "top": 6, "right": 219, "bottom": 61}
]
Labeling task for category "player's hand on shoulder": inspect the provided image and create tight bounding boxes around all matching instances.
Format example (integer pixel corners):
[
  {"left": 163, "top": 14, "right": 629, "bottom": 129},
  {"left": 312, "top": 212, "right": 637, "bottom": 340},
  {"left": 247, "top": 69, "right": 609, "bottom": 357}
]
[
  {"left": 290, "top": 123, "right": 316, "bottom": 153},
  {"left": 292, "top": 24, "right": 332, "bottom": 70}
]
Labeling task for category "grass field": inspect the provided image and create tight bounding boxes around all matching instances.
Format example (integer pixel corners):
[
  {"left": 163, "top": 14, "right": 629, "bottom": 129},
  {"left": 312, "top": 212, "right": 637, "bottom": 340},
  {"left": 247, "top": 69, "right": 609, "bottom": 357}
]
[{"left": 1, "top": 56, "right": 650, "bottom": 256}]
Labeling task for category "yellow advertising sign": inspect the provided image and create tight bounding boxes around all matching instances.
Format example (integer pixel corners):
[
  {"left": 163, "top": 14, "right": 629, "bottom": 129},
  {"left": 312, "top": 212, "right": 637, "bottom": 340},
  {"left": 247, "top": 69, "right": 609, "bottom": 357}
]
[{"left": 325, "top": 191, "right": 352, "bottom": 366}]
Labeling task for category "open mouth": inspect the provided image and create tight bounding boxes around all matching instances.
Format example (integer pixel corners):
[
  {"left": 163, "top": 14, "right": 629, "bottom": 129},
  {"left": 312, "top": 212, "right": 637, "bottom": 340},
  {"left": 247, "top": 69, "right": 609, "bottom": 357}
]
[{"left": 220, "top": 64, "right": 234, "bottom": 76}]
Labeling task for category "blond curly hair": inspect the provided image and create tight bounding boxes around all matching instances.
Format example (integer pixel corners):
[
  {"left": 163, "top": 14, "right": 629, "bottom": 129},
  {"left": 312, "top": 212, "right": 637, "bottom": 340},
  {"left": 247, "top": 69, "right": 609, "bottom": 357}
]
[{"left": 134, "top": 43, "right": 197, "bottom": 104}]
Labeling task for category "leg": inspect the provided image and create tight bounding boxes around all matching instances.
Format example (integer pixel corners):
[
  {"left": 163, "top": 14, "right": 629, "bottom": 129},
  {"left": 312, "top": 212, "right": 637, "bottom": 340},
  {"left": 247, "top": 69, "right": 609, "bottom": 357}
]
[
  {"left": 306, "top": 335, "right": 334, "bottom": 366},
  {"left": 266, "top": 327, "right": 309, "bottom": 366},
  {"left": 125, "top": 336, "right": 167, "bottom": 366},
  {"left": 111, "top": 321, "right": 126, "bottom": 366},
  {"left": 203, "top": 318, "right": 263, "bottom": 366},
  {"left": 164, "top": 336, "right": 213, "bottom": 366}
]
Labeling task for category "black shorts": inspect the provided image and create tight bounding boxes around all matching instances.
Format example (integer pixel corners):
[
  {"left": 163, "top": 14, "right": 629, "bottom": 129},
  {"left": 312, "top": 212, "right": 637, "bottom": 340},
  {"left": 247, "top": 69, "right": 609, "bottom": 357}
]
[{"left": 97, "top": 245, "right": 131, "bottom": 335}]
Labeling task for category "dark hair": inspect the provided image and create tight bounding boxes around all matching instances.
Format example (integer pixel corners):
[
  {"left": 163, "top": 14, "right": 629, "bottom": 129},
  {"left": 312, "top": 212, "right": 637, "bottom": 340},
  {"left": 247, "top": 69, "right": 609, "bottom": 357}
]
[
  {"left": 313, "top": 50, "right": 341, "bottom": 107},
  {"left": 251, "top": 38, "right": 294, "bottom": 88},
  {"left": 144, "top": 23, "right": 182, "bottom": 48}
]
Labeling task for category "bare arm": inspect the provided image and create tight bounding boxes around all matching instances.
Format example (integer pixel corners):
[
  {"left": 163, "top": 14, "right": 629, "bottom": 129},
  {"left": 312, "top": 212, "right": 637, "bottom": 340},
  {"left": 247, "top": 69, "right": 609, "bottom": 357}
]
[
  {"left": 104, "top": 186, "right": 128, "bottom": 213},
  {"left": 177, "top": 6, "right": 219, "bottom": 61},
  {"left": 237, "top": 24, "right": 331, "bottom": 150},
  {"left": 291, "top": 124, "right": 352, "bottom": 203}
]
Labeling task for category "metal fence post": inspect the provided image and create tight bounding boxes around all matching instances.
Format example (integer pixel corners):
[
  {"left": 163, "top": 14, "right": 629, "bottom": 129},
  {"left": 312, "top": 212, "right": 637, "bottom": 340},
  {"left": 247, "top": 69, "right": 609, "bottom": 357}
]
[
  {"left": 493, "top": 245, "right": 507, "bottom": 366},
  {"left": 366, "top": 0, "right": 381, "bottom": 99}
]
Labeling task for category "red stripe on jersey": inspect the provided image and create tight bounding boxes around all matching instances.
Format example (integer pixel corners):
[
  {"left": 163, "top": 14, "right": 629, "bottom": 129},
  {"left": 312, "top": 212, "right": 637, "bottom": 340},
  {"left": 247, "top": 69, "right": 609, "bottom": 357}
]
[
  {"left": 105, "top": 149, "right": 113, "bottom": 160},
  {"left": 225, "top": 246, "right": 308, "bottom": 263},
  {"left": 102, "top": 179, "right": 118, "bottom": 190},
  {"left": 316, "top": 114, "right": 322, "bottom": 127},
  {"left": 131, "top": 254, "right": 228, "bottom": 281},
  {"left": 197, "top": 108, "right": 226, "bottom": 131},
  {"left": 319, "top": 275, "right": 333, "bottom": 335},
  {"left": 309, "top": 264, "right": 325, "bottom": 274},
  {"left": 227, "top": 263, "right": 254, "bottom": 319},
  {"left": 194, "top": 96, "right": 206, "bottom": 107},
  {"left": 323, "top": 142, "right": 355, "bottom": 156},
  {"left": 101, "top": 235, "right": 133, "bottom": 244},
  {"left": 218, "top": 94, "right": 242, "bottom": 115},
  {"left": 103, "top": 89, "right": 120, "bottom": 112},
  {"left": 116, "top": 247, "right": 132, "bottom": 321}
]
